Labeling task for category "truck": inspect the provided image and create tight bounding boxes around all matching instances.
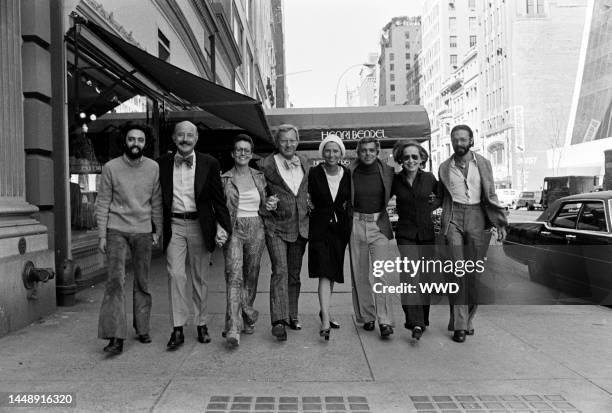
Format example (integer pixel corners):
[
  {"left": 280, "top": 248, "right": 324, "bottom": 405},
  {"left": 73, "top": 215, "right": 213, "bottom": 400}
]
[{"left": 541, "top": 175, "right": 599, "bottom": 210}]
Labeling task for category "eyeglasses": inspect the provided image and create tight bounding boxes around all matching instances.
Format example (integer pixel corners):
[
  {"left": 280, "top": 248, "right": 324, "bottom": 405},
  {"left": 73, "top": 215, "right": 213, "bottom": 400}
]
[
  {"left": 403, "top": 154, "right": 420, "bottom": 161},
  {"left": 234, "top": 148, "right": 252, "bottom": 155}
]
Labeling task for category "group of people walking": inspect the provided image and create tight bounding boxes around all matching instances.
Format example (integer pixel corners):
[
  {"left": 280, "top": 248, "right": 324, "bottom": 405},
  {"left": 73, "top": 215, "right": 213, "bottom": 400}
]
[{"left": 94, "top": 119, "right": 507, "bottom": 355}]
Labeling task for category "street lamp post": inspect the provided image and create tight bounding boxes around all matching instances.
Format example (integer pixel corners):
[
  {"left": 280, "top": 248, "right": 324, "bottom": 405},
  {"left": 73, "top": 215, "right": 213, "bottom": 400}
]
[{"left": 334, "top": 63, "right": 375, "bottom": 107}]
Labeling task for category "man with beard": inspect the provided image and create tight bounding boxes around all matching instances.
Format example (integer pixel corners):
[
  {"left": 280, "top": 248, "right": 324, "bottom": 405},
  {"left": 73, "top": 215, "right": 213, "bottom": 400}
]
[
  {"left": 95, "top": 122, "right": 162, "bottom": 355},
  {"left": 437, "top": 124, "right": 507, "bottom": 343},
  {"left": 157, "top": 121, "right": 231, "bottom": 350}
]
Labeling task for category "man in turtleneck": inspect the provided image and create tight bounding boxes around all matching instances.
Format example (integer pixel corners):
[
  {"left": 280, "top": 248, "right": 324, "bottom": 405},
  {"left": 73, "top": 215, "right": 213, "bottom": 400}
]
[{"left": 348, "top": 137, "right": 396, "bottom": 338}]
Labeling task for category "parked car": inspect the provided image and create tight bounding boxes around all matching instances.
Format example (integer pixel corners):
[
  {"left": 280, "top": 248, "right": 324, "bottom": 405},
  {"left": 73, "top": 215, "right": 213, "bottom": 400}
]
[
  {"left": 497, "top": 189, "right": 519, "bottom": 209},
  {"left": 514, "top": 190, "right": 542, "bottom": 210},
  {"left": 503, "top": 191, "right": 612, "bottom": 304}
]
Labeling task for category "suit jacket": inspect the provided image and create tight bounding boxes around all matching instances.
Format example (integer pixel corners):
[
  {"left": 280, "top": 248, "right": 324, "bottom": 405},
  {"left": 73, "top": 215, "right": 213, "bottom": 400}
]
[
  {"left": 348, "top": 158, "right": 395, "bottom": 240},
  {"left": 437, "top": 151, "right": 508, "bottom": 235},
  {"left": 391, "top": 169, "right": 439, "bottom": 242},
  {"left": 260, "top": 153, "right": 309, "bottom": 242},
  {"left": 157, "top": 151, "right": 232, "bottom": 252},
  {"left": 308, "top": 164, "right": 351, "bottom": 243}
]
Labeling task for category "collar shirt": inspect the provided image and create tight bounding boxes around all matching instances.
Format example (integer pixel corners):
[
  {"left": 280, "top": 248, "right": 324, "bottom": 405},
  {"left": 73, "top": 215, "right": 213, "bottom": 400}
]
[
  {"left": 274, "top": 153, "right": 304, "bottom": 196},
  {"left": 172, "top": 151, "right": 197, "bottom": 213},
  {"left": 448, "top": 153, "right": 481, "bottom": 205}
]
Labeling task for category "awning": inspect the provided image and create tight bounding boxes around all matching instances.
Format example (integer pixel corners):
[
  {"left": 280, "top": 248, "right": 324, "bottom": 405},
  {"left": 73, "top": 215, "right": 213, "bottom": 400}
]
[
  {"left": 265, "top": 106, "right": 431, "bottom": 150},
  {"left": 67, "top": 19, "right": 272, "bottom": 141}
]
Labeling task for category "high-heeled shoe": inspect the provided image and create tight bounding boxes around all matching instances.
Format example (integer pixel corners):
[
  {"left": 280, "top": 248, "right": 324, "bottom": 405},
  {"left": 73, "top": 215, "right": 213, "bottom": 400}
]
[
  {"left": 319, "top": 328, "right": 330, "bottom": 341},
  {"left": 319, "top": 311, "right": 340, "bottom": 329}
]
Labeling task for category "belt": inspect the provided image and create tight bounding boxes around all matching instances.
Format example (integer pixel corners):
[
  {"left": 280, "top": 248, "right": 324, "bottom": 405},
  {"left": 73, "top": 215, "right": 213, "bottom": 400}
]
[
  {"left": 452, "top": 202, "right": 481, "bottom": 209},
  {"left": 354, "top": 211, "right": 381, "bottom": 222},
  {"left": 171, "top": 211, "right": 198, "bottom": 220}
]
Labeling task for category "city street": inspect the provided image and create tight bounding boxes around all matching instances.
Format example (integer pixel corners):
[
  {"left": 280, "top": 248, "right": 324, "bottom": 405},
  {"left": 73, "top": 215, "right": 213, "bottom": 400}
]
[{"left": 1, "top": 228, "right": 611, "bottom": 412}]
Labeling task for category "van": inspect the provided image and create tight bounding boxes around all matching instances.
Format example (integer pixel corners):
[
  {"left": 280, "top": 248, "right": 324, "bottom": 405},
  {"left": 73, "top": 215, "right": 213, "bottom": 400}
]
[
  {"left": 496, "top": 189, "right": 519, "bottom": 209},
  {"left": 515, "top": 190, "right": 542, "bottom": 210}
]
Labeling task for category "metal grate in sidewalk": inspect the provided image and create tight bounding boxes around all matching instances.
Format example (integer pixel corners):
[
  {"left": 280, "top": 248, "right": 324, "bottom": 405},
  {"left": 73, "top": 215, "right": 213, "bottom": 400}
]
[
  {"left": 410, "top": 394, "right": 580, "bottom": 412},
  {"left": 205, "top": 395, "right": 370, "bottom": 413}
]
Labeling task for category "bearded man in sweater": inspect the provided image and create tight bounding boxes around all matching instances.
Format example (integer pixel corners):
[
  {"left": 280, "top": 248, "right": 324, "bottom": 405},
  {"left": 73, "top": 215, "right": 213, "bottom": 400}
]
[{"left": 95, "top": 122, "right": 163, "bottom": 355}]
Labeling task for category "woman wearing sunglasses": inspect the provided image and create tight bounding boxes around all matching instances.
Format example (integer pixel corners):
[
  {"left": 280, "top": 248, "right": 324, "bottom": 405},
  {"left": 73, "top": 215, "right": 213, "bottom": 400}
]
[{"left": 390, "top": 141, "right": 440, "bottom": 341}]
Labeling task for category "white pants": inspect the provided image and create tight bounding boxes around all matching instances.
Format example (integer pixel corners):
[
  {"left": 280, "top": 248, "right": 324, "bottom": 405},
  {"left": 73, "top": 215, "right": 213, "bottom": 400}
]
[{"left": 166, "top": 218, "right": 211, "bottom": 327}]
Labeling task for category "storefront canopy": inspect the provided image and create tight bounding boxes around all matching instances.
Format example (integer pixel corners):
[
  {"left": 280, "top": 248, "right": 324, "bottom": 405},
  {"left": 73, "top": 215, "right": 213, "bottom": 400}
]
[
  {"left": 66, "top": 19, "right": 271, "bottom": 141},
  {"left": 265, "top": 106, "right": 431, "bottom": 150}
]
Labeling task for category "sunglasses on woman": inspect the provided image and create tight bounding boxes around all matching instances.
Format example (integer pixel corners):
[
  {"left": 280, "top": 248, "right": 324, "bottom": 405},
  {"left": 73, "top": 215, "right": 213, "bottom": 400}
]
[{"left": 403, "top": 154, "right": 420, "bottom": 161}]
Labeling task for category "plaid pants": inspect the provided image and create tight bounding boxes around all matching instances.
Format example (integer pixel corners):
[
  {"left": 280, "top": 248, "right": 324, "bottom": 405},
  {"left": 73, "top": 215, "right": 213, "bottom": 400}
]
[
  {"left": 265, "top": 235, "right": 307, "bottom": 324},
  {"left": 223, "top": 217, "right": 265, "bottom": 334}
]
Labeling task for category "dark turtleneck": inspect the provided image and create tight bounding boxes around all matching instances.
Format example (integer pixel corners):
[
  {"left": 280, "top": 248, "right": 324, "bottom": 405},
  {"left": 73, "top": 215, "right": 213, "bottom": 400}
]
[{"left": 354, "top": 162, "right": 384, "bottom": 213}]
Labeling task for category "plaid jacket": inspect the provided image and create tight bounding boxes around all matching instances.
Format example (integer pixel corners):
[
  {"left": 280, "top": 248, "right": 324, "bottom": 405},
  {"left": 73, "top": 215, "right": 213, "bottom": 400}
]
[{"left": 260, "top": 153, "right": 309, "bottom": 242}]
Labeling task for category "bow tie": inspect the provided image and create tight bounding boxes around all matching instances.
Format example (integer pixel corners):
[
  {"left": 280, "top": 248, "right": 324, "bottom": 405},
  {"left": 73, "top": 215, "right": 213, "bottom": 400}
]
[
  {"left": 175, "top": 154, "right": 194, "bottom": 168},
  {"left": 283, "top": 157, "right": 300, "bottom": 170}
]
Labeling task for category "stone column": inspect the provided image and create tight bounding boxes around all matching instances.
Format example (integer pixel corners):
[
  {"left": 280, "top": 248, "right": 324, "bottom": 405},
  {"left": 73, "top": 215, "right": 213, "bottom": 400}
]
[{"left": 0, "top": 0, "right": 55, "bottom": 337}]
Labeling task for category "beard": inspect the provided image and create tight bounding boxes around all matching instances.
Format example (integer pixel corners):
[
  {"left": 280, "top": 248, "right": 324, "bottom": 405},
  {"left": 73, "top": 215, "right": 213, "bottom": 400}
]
[
  {"left": 453, "top": 146, "right": 469, "bottom": 156},
  {"left": 125, "top": 145, "right": 143, "bottom": 159}
]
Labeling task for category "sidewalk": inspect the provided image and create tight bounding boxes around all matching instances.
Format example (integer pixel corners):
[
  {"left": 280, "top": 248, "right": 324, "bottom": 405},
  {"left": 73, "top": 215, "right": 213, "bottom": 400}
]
[{"left": 0, "top": 248, "right": 611, "bottom": 412}]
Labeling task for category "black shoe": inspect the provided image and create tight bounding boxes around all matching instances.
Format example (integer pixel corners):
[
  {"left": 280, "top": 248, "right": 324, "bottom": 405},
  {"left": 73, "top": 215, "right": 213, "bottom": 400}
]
[
  {"left": 137, "top": 334, "right": 152, "bottom": 343},
  {"left": 452, "top": 330, "right": 466, "bottom": 343},
  {"left": 363, "top": 321, "right": 375, "bottom": 331},
  {"left": 288, "top": 317, "right": 302, "bottom": 330},
  {"left": 412, "top": 327, "right": 423, "bottom": 340},
  {"left": 319, "top": 311, "right": 340, "bottom": 329},
  {"left": 380, "top": 324, "right": 394, "bottom": 338},
  {"left": 167, "top": 330, "right": 184, "bottom": 350},
  {"left": 319, "top": 328, "right": 330, "bottom": 341},
  {"left": 466, "top": 329, "right": 475, "bottom": 336},
  {"left": 104, "top": 338, "right": 123, "bottom": 355},
  {"left": 197, "top": 325, "right": 211, "bottom": 343},
  {"left": 271, "top": 323, "right": 287, "bottom": 341}
]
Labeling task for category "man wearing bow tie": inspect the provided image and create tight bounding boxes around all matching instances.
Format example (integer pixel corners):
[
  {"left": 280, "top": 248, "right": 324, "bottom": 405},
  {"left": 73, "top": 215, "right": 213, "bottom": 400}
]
[
  {"left": 157, "top": 121, "right": 232, "bottom": 350},
  {"left": 260, "top": 124, "right": 309, "bottom": 341}
]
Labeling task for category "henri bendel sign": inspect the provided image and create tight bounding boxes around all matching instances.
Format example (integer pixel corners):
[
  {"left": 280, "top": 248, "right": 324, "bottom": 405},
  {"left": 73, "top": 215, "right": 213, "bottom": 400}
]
[{"left": 320, "top": 129, "right": 385, "bottom": 140}]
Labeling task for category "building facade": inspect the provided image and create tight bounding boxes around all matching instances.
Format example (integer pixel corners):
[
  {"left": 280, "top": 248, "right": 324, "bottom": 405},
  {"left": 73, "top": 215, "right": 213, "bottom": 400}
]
[
  {"left": 420, "top": 0, "right": 479, "bottom": 169},
  {"left": 556, "top": 0, "right": 612, "bottom": 179},
  {"left": 378, "top": 16, "right": 422, "bottom": 106},
  {"left": 0, "top": 0, "right": 280, "bottom": 337},
  {"left": 478, "top": 0, "right": 587, "bottom": 190}
]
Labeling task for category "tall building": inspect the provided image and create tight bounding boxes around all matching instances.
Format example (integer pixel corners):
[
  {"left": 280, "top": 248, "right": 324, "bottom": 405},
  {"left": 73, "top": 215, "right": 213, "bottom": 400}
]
[
  {"left": 478, "top": 0, "right": 587, "bottom": 189},
  {"left": 554, "top": 0, "right": 612, "bottom": 178},
  {"left": 420, "top": 0, "right": 479, "bottom": 167},
  {"left": 378, "top": 16, "right": 422, "bottom": 106},
  {"left": 405, "top": 52, "right": 421, "bottom": 105}
]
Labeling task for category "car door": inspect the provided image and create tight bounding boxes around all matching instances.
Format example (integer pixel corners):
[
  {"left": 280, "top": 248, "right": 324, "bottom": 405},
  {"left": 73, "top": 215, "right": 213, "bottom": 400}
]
[
  {"left": 574, "top": 200, "right": 612, "bottom": 303},
  {"left": 543, "top": 201, "right": 584, "bottom": 292}
]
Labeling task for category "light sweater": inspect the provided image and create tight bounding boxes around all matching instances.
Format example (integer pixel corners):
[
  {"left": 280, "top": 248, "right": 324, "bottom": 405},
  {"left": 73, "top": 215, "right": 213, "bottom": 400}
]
[{"left": 95, "top": 155, "right": 163, "bottom": 238}]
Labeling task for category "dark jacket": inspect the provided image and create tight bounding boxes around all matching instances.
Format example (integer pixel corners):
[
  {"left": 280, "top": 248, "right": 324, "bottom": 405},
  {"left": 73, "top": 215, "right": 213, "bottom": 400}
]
[
  {"left": 348, "top": 158, "right": 395, "bottom": 240},
  {"left": 157, "top": 151, "right": 232, "bottom": 252},
  {"left": 260, "top": 153, "right": 309, "bottom": 242},
  {"left": 391, "top": 169, "right": 440, "bottom": 242},
  {"left": 221, "top": 166, "right": 268, "bottom": 227},
  {"left": 437, "top": 151, "right": 508, "bottom": 235},
  {"left": 308, "top": 164, "right": 351, "bottom": 243}
]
